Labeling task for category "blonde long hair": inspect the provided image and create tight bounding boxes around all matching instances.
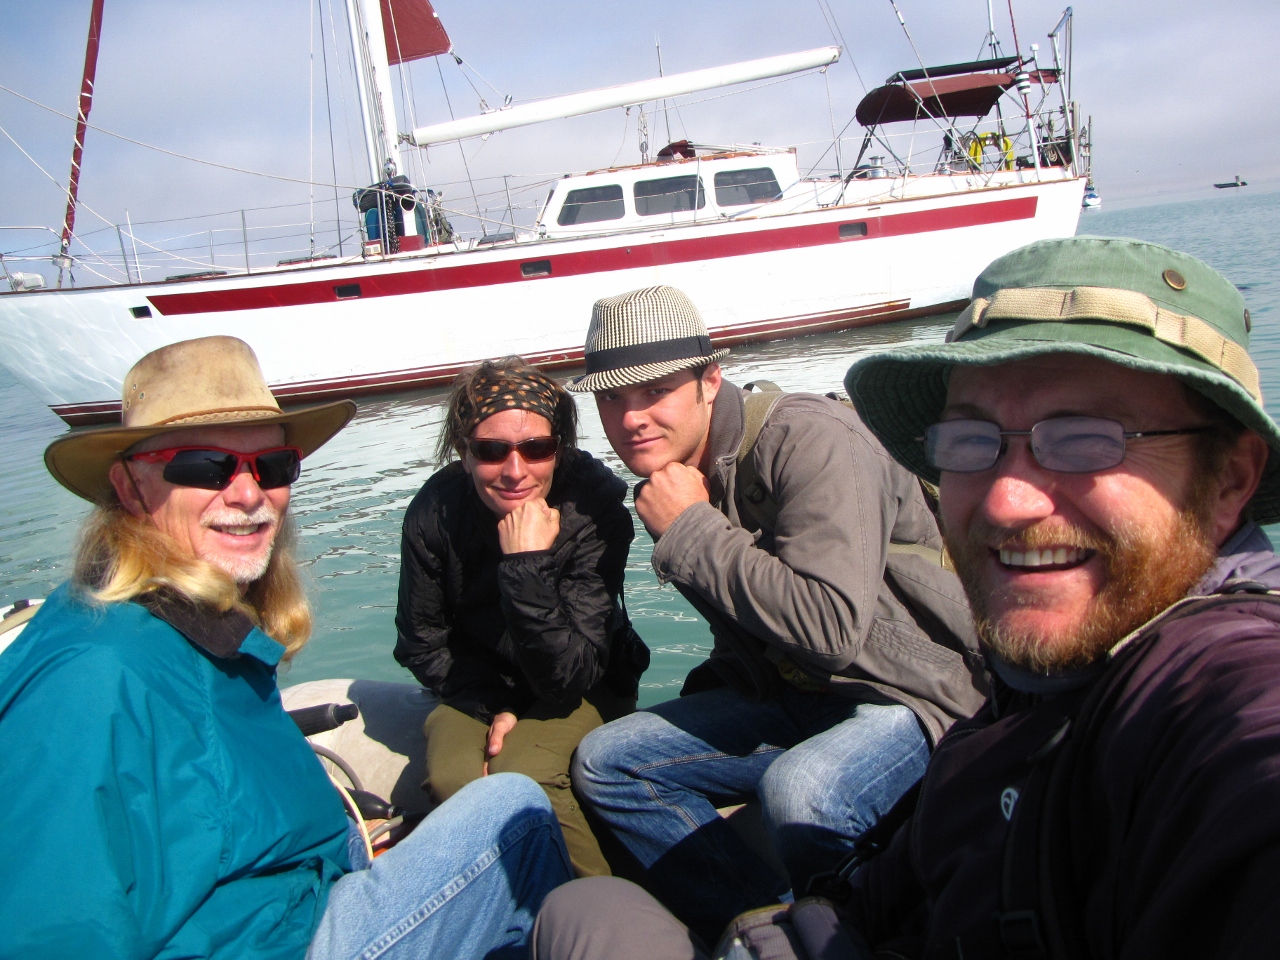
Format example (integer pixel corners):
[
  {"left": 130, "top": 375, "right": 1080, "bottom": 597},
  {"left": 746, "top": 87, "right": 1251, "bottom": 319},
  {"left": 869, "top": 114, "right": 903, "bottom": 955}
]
[{"left": 72, "top": 499, "right": 312, "bottom": 659}]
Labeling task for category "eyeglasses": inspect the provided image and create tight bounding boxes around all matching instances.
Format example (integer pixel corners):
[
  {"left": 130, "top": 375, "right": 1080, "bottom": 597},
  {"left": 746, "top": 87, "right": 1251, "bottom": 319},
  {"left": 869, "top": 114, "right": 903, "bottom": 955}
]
[
  {"left": 466, "top": 437, "right": 559, "bottom": 464},
  {"left": 921, "top": 417, "right": 1213, "bottom": 474},
  {"left": 127, "top": 446, "right": 303, "bottom": 490}
]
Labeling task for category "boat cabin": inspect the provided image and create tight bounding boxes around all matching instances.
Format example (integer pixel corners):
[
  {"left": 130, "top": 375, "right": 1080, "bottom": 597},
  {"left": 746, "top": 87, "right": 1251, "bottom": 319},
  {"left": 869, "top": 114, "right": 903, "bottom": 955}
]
[{"left": 537, "top": 149, "right": 802, "bottom": 238}]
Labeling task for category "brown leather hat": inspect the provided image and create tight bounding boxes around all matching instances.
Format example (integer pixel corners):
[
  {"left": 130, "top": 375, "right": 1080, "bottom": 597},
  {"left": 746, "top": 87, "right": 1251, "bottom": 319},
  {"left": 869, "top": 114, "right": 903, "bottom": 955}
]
[{"left": 45, "top": 336, "right": 356, "bottom": 502}]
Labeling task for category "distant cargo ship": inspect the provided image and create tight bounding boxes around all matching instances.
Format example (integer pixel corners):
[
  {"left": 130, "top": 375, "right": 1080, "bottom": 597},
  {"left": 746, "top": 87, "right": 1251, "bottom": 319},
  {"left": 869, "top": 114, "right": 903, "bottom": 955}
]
[{"left": 1214, "top": 176, "right": 1248, "bottom": 189}]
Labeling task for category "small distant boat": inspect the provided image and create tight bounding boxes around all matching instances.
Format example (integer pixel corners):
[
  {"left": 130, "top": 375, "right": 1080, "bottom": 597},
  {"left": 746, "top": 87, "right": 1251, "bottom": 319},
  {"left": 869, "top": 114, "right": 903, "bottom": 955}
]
[
  {"left": 1082, "top": 182, "right": 1101, "bottom": 207},
  {"left": 1214, "top": 176, "right": 1248, "bottom": 189}
]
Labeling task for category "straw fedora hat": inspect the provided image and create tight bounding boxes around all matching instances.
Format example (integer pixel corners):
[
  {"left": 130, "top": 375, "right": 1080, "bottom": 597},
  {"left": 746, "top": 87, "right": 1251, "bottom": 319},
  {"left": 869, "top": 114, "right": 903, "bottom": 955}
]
[
  {"left": 45, "top": 336, "right": 357, "bottom": 502},
  {"left": 566, "top": 285, "right": 728, "bottom": 393}
]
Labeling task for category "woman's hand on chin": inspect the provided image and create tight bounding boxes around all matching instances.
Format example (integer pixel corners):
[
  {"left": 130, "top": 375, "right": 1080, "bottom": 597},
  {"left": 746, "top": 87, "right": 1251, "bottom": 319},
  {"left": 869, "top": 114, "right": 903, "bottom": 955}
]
[{"left": 498, "top": 499, "right": 561, "bottom": 553}]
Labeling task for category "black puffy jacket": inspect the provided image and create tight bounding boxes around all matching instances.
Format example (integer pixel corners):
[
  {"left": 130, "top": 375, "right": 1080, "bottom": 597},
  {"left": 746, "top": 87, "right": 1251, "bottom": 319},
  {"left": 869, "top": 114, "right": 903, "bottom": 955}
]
[{"left": 394, "top": 450, "right": 648, "bottom": 724}]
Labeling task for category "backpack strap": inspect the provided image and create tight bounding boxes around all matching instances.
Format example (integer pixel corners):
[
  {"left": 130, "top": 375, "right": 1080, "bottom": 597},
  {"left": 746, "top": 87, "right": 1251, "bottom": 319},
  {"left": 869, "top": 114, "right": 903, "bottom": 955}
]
[
  {"left": 734, "top": 382, "right": 947, "bottom": 569},
  {"left": 736, "top": 383, "right": 787, "bottom": 533}
]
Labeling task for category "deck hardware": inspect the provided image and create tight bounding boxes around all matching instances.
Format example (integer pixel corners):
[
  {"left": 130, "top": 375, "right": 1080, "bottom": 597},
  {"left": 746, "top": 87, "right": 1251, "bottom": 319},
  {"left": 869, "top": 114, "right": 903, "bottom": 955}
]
[
  {"left": 521, "top": 260, "right": 553, "bottom": 278},
  {"left": 334, "top": 284, "right": 362, "bottom": 300}
]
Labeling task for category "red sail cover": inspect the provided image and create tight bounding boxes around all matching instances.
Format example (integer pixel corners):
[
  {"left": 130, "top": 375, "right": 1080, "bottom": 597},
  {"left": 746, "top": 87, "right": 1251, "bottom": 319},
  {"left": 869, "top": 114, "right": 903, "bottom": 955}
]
[{"left": 380, "top": 0, "right": 451, "bottom": 64}]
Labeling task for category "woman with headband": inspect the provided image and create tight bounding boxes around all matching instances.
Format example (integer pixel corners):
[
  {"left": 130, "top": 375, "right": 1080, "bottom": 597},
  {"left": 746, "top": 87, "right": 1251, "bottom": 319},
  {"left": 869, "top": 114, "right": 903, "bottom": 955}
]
[{"left": 394, "top": 357, "right": 648, "bottom": 878}]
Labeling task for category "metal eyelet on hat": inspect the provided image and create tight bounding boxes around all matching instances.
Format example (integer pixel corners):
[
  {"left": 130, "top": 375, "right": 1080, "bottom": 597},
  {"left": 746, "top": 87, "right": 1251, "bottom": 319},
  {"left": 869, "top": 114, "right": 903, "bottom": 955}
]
[
  {"left": 1245, "top": 308, "right": 1252, "bottom": 332},
  {"left": 1163, "top": 268, "right": 1187, "bottom": 291}
]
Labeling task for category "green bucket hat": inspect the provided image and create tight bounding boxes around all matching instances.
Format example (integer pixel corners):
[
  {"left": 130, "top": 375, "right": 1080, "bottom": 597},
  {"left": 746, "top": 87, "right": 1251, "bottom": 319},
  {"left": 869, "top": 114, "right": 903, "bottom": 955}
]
[{"left": 844, "top": 235, "right": 1280, "bottom": 523}]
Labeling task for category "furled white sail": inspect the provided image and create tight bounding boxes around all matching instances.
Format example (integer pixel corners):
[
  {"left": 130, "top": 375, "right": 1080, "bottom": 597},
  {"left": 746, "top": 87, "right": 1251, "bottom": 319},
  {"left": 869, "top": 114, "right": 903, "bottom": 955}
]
[{"left": 409, "top": 46, "right": 841, "bottom": 146}]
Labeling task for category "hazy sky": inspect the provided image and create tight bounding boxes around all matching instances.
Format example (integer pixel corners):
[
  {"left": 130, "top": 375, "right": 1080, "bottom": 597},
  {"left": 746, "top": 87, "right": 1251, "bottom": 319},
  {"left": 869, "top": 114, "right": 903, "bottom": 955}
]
[{"left": 2, "top": 0, "right": 1277, "bottom": 277}]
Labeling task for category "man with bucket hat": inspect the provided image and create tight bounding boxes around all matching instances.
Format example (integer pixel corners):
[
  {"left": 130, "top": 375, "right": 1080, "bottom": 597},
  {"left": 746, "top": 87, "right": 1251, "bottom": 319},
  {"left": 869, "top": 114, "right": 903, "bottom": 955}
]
[
  {"left": 565, "top": 286, "right": 987, "bottom": 944},
  {"left": 530, "top": 238, "right": 1280, "bottom": 959},
  {"left": 0, "top": 336, "right": 573, "bottom": 959}
]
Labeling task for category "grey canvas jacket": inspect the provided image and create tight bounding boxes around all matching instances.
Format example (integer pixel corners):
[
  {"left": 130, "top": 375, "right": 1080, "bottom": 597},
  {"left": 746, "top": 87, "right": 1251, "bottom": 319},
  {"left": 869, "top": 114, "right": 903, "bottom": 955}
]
[{"left": 650, "top": 383, "right": 988, "bottom": 744}]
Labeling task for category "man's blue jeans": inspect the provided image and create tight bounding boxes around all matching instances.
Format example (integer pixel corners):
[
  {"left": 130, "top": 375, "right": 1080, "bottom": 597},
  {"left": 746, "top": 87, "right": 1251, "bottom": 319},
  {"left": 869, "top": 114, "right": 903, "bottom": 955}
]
[
  {"left": 309, "top": 773, "right": 574, "bottom": 960},
  {"left": 572, "top": 686, "right": 929, "bottom": 945}
]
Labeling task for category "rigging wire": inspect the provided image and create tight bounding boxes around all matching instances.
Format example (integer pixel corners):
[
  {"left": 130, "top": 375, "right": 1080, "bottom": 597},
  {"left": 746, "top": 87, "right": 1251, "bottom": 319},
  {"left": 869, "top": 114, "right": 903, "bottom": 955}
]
[
  {"left": 824, "top": 68, "right": 842, "bottom": 177},
  {"left": 0, "top": 82, "right": 358, "bottom": 190},
  {"left": 435, "top": 56, "right": 484, "bottom": 228},
  {"left": 309, "top": 0, "right": 316, "bottom": 258},
  {"left": 813, "top": 0, "right": 868, "bottom": 95},
  {"left": 1005, "top": 0, "right": 1024, "bottom": 60},
  {"left": 381, "top": 0, "right": 429, "bottom": 193},
  {"left": 611, "top": 109, "right": 633, "bottom": 167},
  {"left": 317, "top": 0, "right": 345, "bottom": 254},
  {"left": 325, "top": 0, "right": 362, "bottom": 190},
  {"left": 451, "top": 54, "right": 497, "bottom": 113},
  {"left": 0, "top": 119, "right": 125, "bottom": 279},
  {"left": 883, "top": 0, "right": 969, "bottom": 155},
  {"left": 452, "top": 54, "right": 509, "bottom": 104}
]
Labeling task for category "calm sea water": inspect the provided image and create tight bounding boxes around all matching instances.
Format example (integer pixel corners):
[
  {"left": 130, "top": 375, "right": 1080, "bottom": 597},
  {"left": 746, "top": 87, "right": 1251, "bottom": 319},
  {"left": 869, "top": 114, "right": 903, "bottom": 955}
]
[{"left": 4, "top": 187, "right": 1278, "bottom": 707}]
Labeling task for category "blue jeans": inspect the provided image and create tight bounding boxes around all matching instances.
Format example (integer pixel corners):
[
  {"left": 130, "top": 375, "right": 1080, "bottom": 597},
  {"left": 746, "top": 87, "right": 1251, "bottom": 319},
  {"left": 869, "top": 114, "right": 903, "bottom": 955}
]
[
  {"left": 571, "top": 687, "right": 929, "bottom": 945},
  {"left": 309, "top": 773, "right": 574, "bottom": 960}
]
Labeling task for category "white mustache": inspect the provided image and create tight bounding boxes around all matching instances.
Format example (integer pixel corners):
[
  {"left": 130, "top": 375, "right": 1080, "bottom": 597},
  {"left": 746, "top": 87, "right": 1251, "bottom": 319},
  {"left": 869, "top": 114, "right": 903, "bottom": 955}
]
[{"left": 201, "top": 503, "right": 280, "bottom": 530}]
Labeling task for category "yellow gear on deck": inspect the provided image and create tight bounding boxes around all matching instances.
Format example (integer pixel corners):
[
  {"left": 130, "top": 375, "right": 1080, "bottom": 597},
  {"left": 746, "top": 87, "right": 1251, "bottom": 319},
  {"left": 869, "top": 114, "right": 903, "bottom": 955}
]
[{"left": 967, "top": 133, "right": 1014, "bottom": 171}]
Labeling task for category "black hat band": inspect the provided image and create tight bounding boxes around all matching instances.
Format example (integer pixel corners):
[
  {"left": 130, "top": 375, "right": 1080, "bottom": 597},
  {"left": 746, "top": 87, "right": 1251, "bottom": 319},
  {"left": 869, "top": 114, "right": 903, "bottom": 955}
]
[{"left": 583, "top": 335, "right": 715, "bottom": 375}]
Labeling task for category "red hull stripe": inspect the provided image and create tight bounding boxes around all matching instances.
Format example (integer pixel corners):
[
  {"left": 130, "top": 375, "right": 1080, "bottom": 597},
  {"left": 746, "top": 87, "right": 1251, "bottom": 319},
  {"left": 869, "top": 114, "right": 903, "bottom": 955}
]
[
  {"left": 52, "top": 296, "right": 960, "bottom": 426},
  {"left": 147, "top": 197, "right": 1036, "bottom": 316}
]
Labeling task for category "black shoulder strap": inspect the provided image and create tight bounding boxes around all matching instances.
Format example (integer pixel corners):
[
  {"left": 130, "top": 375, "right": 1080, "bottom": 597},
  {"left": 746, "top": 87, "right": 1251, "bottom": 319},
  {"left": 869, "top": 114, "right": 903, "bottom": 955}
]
[
  {"left": 997, "top": 711, "right": 1074, "bottom": 960},
  {"left": 804, "top": 779, "right": 921, "bottom": 903}
]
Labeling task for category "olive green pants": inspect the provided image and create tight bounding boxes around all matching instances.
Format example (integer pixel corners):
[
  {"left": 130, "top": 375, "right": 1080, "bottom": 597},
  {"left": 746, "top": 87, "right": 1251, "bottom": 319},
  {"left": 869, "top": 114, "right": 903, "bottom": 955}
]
[{"left": 423, "top": 691, "right": 633, "bottom": 878}]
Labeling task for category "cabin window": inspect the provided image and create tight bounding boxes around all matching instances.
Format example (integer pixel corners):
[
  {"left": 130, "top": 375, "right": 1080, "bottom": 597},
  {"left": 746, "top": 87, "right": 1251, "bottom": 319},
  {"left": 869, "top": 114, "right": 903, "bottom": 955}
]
[
  {"left": 714, "top": 168, "right": 782, "bottom": 206},
  {"left": 634, "top": 175, "right": 706, "bottom": 216},
  {"left": 557, "top": 185, "right": 625, "bottom": 226}
]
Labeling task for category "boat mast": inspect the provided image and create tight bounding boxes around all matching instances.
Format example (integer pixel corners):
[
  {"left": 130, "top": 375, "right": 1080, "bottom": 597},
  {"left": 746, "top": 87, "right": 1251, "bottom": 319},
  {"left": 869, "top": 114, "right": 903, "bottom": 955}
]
[
  {"left": 57, "top": 0, "right": 105, "bottom": 289},
  {"left": 345, "top": 0, "right": 401, "bottom": 183}
]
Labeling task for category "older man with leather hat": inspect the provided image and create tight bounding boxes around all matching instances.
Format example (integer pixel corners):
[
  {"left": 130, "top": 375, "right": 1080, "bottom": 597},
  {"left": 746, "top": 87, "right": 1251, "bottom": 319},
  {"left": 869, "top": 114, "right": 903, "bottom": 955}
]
[
  {"left": 0, "top": 336, "right": 573, "bottom": 959},
  {"left": 531, "top": 236, "right": 1280, "bottom": 960},
  {"left": 563, "top": 286, "right": 987, "bottom": 946}
]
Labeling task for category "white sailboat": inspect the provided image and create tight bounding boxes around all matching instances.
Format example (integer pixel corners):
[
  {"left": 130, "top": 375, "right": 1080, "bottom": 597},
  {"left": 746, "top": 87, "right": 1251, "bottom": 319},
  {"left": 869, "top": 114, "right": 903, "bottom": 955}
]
[{"left": 0, "top": 1, "right": 1088, "bottom": 427}]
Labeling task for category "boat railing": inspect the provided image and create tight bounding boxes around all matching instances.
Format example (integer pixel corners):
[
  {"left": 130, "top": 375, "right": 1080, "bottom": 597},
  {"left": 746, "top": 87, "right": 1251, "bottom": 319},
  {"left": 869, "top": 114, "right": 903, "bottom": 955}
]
[
  {"left": 0, "top": 171, "right": 559, "bottom": 289},
  {"left": 1, "top": 77, "right": 1080, "bottom": 293}
]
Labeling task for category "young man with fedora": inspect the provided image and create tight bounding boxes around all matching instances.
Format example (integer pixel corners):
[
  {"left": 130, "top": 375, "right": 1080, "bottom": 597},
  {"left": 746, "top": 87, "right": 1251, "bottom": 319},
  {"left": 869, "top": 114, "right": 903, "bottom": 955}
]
[
  {"left": 0, "top": 336, "right": 573, "bottom": 959},
  {"left": 534, "top": 238, "right": 1280, "bottom": 959},
  {"left": 565, "top": 286, "right": 988, "bottom": 944}
]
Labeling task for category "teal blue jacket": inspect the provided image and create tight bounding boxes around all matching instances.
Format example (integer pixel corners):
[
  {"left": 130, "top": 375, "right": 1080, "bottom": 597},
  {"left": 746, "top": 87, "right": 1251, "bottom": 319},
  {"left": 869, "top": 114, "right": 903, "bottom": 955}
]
[{"left": 0, "top": 584, "right": 351, "bottom": 959}]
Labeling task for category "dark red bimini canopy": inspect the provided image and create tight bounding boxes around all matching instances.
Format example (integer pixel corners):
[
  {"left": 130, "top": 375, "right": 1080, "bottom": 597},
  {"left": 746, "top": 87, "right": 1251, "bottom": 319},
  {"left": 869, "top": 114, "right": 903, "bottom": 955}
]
[{"left": 855, "top": 59, "right": 1058, "bottom": 127}]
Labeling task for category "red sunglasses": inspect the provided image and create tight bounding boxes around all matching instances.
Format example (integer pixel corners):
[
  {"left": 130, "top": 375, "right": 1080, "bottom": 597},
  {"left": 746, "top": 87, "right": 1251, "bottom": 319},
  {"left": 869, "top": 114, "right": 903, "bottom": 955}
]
[{"left": 127, "top": 446, "right": 302, "bottom": 490}]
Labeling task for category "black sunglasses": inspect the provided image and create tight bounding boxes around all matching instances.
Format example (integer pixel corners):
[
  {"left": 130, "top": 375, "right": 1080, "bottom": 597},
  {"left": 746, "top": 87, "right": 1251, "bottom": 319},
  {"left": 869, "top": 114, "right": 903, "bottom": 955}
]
[
  {"left": 921, "top": 416, "right": 1213, "bottom": 474},
  {"left": 128, "top": 446, "right": 303, "bottom": 490},
  {"left": 466, "top": 436, "right": 559, "bottom": 464}
]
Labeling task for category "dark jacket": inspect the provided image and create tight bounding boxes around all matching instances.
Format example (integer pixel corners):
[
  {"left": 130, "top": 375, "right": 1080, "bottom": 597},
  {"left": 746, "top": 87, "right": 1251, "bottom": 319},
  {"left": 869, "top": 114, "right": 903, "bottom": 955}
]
[
  {"left": 394, "top": 449, "right": 647, "bottom": 725},
  {"left": 650, "top": 384, "right": 987, "bottom": 744},
  {"left": 843, "top": 523, "right": 1280, "bottom": 958}
]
